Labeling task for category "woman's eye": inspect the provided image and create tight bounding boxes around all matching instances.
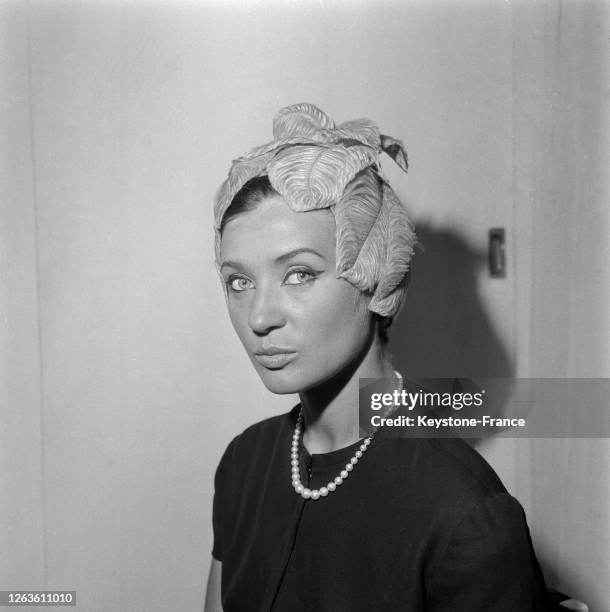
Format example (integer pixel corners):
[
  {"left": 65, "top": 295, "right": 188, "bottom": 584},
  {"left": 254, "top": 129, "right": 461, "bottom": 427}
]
[
  {"left": 284, "top": 270, "right": 316, "bottom": 286},
  {"left": 228, "top": 277, "right": 254, "bottom": 292}
]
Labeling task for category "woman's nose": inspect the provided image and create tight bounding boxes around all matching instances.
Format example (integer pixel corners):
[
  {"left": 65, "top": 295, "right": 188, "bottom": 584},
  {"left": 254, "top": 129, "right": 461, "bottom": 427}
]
[{"left": 248, "top": 284, "right": 286, "bottom": 334}]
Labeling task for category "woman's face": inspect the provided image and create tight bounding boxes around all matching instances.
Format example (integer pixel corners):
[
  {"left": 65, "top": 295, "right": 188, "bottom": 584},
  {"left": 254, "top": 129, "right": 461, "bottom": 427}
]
[{"left": 219, "top": 195, "right": 374, "bottom": 394}]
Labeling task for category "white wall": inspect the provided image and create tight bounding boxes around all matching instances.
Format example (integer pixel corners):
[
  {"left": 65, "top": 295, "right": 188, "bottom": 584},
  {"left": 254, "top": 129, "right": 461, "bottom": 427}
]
[
  {"left": 1, "top": 0, "right": 45, "bottom": 591},
  {"left": 512, "top": 2, "right": 610, "bottom": 606},
  {"left": 1, "top": 1, "right": 608, "bottom": 610}
]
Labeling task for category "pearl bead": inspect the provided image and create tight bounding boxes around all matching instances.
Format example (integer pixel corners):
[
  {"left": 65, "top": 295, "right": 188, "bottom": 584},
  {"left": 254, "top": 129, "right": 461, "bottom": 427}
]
[{"left": 290, "top": 375, "right": 401, "bottom": 500}]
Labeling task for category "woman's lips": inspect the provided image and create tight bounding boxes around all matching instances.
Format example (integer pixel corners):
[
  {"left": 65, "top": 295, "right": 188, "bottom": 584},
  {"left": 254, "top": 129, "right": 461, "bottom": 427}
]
[{"left": 253, "top": 351, "right": 297, "bottom": 369}]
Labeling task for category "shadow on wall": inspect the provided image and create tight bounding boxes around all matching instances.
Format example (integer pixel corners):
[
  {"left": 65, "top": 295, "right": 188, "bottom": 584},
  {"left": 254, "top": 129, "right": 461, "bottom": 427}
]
[
  {"left": 389, "top": 224, "right": 585, "bottom": 607},
  {"left": 389, "top": 223, "right": 514, "bottom": 380},
  {"left": 388, "top": 223, "right": 516, "bottom": 442}
]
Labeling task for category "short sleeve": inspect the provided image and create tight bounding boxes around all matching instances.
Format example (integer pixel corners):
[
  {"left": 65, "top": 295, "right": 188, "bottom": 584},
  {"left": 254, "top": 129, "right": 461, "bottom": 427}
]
[
  {"left": 426, "top": 492, "right": 550, "bottom": 611},
  {"left": 211, "top": 435, "right": 240, "bottom": 562}
]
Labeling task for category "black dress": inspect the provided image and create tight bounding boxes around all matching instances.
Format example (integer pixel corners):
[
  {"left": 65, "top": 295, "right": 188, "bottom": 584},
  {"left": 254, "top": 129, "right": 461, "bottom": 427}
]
[{"left": 212, "top": 405, "right": 550, "bottom": 611}]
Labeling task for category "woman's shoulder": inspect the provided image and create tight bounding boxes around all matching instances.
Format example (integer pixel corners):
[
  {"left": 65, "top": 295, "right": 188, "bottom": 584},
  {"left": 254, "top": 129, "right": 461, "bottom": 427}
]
[
  {"left": 425, "top": 437, "right": 507, "bottom": 494},
  {"left": 375, "top": 435, "right": 509, "bottom": 506},
  {"left": 216, "top": 404, "right": 299, "bottom": 466},
  {"left": 236, "top": 404, "right": 298, "bottom": 443}
]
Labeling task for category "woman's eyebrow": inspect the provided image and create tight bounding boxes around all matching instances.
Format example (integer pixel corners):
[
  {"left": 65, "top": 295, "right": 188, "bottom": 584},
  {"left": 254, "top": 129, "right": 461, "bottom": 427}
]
[
  {"left": 275, "top": 248, "right": 325, "bottom": 264},
  {"left": 220, "top": 248, "right": 325, "bottom": 272}
]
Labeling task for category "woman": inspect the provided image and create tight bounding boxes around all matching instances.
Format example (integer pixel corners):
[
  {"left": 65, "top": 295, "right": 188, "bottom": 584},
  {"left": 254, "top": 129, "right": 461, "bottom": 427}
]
[{"left": 205, "top": 103, "right": 549, "bottom": 611}]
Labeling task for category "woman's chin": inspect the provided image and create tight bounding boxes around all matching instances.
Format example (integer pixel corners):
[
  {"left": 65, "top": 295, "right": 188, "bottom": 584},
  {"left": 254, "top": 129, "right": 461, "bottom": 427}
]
[
  {"left": 255, "top": 367, "right": 303, "bottom": 395},
  {"left": 260, "top": 377, "right": 301, "bottom": 395}
]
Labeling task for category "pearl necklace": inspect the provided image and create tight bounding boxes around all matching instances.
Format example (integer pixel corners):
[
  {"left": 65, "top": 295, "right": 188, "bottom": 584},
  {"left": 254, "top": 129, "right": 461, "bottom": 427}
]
[{"left": 291, "top": 370, "right": 403, "bottom": 500}]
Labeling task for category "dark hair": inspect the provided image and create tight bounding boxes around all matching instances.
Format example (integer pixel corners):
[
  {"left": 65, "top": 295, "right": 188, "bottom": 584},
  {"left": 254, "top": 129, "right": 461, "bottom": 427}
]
[
  {"left": 220, "top": 175, "right": 278, "bottom": 233},
  {"left": 375, "top": 314, "right": 393, "bottom": 344}
]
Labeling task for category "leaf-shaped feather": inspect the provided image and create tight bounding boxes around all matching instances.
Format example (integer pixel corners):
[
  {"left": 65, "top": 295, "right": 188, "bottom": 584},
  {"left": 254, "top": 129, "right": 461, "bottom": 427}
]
[
  {"left": 213, "top": 150, "right": 276, "bottom": 229},
  {"left": 380, "top": 134, "right": 408, "bottom": 173},
  {"left": 241, "top": 135, "right": 329, "bottom": 161},
  {"left": 371, "top": 184, "right": 415, "bottom": 302},
  {"left": 333, "top": 169, "right": 383, "bottom": 275},
  {"left": 267, "top": 144, "right": 378, "bottom": 211},
  {"left": 370, "top": 289, "right": 405, "bottom": 318},
  {"left": 339, "top": 187, "right": 390, "bottom": 292},
  {"left": 273, "top": 103, "right": 335, "bottom": 140},
  {"left": 335, "top": 119, "right": 381, "bottom": 149}
]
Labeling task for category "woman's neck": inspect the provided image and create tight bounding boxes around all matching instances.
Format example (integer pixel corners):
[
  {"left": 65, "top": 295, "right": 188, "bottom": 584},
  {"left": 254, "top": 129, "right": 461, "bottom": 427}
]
[{"left": 298, "top": 335, "right": 396, "bottom": 454}]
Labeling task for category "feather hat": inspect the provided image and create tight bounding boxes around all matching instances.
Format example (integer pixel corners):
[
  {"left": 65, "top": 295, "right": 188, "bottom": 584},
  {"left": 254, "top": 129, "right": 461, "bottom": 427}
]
[{"left": 214, "top": 103, "right": 416, "bottom": 318}]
